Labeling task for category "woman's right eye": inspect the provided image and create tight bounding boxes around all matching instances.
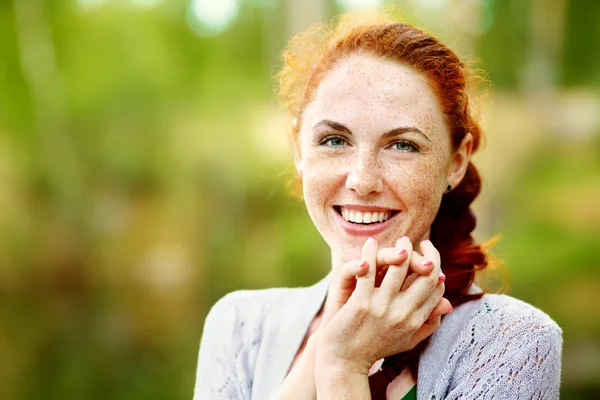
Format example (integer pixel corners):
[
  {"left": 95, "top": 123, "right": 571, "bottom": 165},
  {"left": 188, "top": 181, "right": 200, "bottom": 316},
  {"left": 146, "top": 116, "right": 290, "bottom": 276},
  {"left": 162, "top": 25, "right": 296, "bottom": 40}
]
[{"left": 320, "top": 135, "right": 347, "bottom": 147}]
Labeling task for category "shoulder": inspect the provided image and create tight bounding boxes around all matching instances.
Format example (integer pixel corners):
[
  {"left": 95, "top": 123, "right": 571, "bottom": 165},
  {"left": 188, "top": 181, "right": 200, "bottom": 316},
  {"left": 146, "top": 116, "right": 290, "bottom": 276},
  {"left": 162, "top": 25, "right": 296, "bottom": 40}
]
[
  {"left": 199, "top": 287, "right": 296, "bottom": 357},
  {"left": 207, "top": 286, "right": 295, "bottom": 319},
  {"left": 420, "top": 293, "right": 563, "bottom": 399},
  {"left": 467, "top": 293, "right": 562, "bottom": 341},
  {"left": 194, "top": 282, "right": 326, "bottom": 399},
  {"left": 203, "top": 279, "right": 328, "bottom": 338},
  {"left": 446, "top": 293, "right": 563, "bottom": 361},
  {"left": 207, "top": 284, "right": 318, "bottom": 324},
  {"left": 426, "top": 293, "right": 562, "bottom": 364},
  {"left": 435, "top": 294, "right": 561, "bottom": 399}
]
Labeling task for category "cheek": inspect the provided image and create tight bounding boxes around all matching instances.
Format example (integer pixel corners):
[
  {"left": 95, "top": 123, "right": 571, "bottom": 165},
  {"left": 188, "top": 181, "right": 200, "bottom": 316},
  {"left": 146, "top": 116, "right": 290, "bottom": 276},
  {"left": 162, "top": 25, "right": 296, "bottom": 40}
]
[
  {"left": 390, "top": 160, "right": 447, "bottom": 214},
  {"left": 302, "top": 153, "right": 346, "bottom": 207}
]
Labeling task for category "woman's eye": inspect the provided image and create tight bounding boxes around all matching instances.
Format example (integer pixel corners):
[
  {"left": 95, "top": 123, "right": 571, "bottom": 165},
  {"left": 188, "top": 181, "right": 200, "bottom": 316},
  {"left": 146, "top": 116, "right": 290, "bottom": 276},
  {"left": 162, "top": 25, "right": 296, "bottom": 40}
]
[
  {"left": 320, "top": 136, "right": 347, "bottom": 147},
  {"left": 391, "top": 140, "right": 419, "bottom": 153}
]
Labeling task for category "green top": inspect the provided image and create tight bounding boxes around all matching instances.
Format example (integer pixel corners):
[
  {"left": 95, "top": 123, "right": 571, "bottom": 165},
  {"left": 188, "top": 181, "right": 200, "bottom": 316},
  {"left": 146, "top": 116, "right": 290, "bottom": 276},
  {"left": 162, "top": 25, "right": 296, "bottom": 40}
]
[{"left": 401, "top": 385, "right": 417, "bottom": 400}]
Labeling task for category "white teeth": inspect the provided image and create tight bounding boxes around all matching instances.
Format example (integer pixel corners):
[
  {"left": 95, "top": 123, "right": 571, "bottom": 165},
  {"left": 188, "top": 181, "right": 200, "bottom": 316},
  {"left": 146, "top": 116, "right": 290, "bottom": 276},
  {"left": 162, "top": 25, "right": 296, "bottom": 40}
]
[
  {"left": 340, "top": 208, "right": 394, "bottom": 224},
  {"left": 355, "top": 213, "right": 363, "bottom": 223}
]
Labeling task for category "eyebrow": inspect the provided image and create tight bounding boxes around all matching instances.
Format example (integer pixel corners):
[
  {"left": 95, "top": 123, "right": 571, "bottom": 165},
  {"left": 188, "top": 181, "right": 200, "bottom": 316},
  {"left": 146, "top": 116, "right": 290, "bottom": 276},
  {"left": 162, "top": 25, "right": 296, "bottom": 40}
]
[{"left": 313, "top": 119, "right": 431, "bottom": 142}]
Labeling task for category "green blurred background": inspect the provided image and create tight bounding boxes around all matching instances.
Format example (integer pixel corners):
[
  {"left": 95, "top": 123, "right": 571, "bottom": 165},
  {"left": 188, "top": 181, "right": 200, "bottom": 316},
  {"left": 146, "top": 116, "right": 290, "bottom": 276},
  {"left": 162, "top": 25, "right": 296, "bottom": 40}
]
[{"left": 1, "top": 0, "right": 599, "bottom": 398}]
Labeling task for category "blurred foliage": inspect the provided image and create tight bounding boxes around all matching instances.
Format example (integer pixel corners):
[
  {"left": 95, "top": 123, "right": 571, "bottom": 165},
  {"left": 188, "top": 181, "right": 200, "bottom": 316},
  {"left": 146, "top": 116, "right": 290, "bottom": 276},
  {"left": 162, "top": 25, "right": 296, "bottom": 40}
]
[{"left": 0, "top": 0, "right": 599, "bottom": 399}]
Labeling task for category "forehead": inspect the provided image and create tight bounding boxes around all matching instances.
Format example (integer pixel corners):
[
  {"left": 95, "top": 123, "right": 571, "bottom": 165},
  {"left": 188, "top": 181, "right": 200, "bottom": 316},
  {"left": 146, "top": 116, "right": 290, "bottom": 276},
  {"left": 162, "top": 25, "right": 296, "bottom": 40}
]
[{"left": 302, "top": 53, "right": 446, "bottom": 135}]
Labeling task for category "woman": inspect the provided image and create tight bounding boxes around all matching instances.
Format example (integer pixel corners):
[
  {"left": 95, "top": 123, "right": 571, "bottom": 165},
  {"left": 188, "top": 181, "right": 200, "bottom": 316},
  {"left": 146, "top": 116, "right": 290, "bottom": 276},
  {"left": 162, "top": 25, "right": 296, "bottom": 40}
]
[{"left": 194, "top": 13, "right": 562, "bottom": 400}]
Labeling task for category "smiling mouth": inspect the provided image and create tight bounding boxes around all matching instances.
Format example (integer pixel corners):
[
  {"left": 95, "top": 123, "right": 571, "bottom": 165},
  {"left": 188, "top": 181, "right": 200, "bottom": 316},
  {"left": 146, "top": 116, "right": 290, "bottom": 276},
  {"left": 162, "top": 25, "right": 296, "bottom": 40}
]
[{"left": 334, "top": 206, "right": 399, "bottom": 225}]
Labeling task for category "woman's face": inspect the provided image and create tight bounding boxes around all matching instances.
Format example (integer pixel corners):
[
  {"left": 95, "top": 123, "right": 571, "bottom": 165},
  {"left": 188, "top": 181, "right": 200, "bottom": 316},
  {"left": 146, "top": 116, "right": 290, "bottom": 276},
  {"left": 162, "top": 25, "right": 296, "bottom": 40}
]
[{"left": 295, "top": 53, "right": 472, "bottom": 265}]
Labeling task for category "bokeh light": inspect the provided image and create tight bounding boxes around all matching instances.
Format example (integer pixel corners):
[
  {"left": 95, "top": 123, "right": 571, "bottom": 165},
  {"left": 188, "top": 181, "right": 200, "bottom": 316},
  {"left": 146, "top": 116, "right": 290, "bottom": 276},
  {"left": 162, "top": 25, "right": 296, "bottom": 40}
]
[
  {"left": 187, "top": 0, "right": 240, "bottom": 36},
  {"left": 336, "top": 0, "right": 384, "bottom": 11}
]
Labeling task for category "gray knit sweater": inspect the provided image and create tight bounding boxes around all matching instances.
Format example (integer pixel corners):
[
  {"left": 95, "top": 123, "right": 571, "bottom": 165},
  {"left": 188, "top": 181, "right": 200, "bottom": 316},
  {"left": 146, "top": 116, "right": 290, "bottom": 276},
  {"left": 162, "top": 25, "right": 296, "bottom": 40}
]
[{"left": 194, "top": 275, "right": 562, "bottom": 399}]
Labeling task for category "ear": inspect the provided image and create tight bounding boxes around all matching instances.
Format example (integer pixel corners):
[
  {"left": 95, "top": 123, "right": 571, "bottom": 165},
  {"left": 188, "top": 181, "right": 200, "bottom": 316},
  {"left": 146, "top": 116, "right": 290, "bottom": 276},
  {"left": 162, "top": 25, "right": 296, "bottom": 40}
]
[
  {"left": 292, "top": 117, "right": 303, "bottom": 179},
  {"left": 293, "top": 145, "right": 303, "bottom": 179},
  {"left": 446, "top": 132, "right": 473, "bottom": 190}
]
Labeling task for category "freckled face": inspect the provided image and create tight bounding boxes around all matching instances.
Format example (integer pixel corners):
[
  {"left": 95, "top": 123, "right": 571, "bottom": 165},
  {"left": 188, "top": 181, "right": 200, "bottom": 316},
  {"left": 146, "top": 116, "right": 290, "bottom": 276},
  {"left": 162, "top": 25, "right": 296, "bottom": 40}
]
[{"left": 296, "top": 53, "right": 455, "bottom": 265}]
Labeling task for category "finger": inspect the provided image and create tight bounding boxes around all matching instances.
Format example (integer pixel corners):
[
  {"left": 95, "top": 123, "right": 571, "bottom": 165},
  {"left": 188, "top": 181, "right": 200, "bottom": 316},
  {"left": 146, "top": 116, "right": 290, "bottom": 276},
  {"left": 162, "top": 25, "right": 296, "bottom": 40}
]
[
  {"left": 399, "top": 240, "right": 442, "bottom": 306},
  {"left": 428, "top": 297, "right": 453, "bottom": 318},
  {"left": 398, "top": 284, "right": 445, "bottom": 349},
  {"left": 374, "top": 246, "right": 416, "bottom": 288},
  {"left": 324, "top": 260, "right": 369, "bottom": 321},
  {"left": 379, "top": 236, "right": 413, "bottom": 305},
  {"left": 412, "top": 281, "right": 445, "bottom": 320},
  {"left": 401, "top": 270, "right": 445, "bottom": 293},
  {"left": 400, "top": 272, "right": 418, "bottom": 292},
  {"left": 407, "top": 250, "right": 435, "bottom": 277},
  {"left": 374, "top": 246, "right": 430, "bottom": 281},
  {"left": 407, "top": 316, "right": 441, "bottom": 350},
  {"left": 400, "top": 250, "right": 441, "bottom": 291},
  {"left": 375, "top": 265, "right": 389, "bottom": 288},
  {"left": 354, "top": 236, "right": 378, "bottom": 298},
  {"left": 335, "top": 260, "right": 368, "bottom": 294},
  {"left": 419, "top": 239, "right": 441, "bottom": 275},
  {"left": 375, "top": 247, "right": 409, "bottom": 270},
  {"left": 374, "top": 247, "right": 408, "bottom": 288},
  {"left": 396, "top": 251, "right": 429, "bottom": 291},
  {"left": 373, "top": 245, "right": 431, "bottom": 287},
  {"left": 390, "top": 276, "right": 444, "bottom": 319}
]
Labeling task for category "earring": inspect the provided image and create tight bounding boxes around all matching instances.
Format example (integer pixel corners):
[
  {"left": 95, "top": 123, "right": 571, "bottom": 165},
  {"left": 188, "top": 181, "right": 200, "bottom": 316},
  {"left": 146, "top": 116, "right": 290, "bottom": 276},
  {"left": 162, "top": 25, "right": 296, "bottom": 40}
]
[{"left": 446, "top": 184, "right": 452, "bottom": 193}]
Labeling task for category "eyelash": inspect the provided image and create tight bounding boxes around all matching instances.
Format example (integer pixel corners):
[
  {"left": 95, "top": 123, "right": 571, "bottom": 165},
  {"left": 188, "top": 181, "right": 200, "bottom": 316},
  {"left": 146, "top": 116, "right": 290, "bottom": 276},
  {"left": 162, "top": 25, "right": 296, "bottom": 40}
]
[
  {"left": 319, "top": 135, "right": 347, "bottom": 147},
  {"left": 318, "top": 135, "right": 420, "bottom": 153},
  {"left": 390, "top": 140, "right": 420, "bottom": 153}
]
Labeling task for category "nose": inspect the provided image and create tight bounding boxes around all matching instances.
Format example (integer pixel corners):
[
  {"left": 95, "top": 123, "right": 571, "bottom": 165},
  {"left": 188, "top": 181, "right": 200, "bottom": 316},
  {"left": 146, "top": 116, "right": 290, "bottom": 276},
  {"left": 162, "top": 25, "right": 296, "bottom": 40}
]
[{"left": 345, "top": 152, "right": 384, "bottom": 196}]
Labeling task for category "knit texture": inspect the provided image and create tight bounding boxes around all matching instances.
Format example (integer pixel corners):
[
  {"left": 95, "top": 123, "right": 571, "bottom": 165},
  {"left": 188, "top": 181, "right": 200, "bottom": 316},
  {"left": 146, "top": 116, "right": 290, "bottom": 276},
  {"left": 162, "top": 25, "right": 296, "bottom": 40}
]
[{"left": 194, "top": 278, "right": 562, "bottom": 399}]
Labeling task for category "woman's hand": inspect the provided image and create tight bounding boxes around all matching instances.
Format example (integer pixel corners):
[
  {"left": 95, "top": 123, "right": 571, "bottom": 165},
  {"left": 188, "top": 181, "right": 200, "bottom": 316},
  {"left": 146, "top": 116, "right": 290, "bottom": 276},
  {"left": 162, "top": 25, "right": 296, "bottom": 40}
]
[
  {"left": 279, "top": 237, "right": 449, "bottom": 400},
  {"left": 316, "top": 236, "right": 451, "bottom": 377},
  {"left": 322, "top": 238, "right": 439, "bottom": 324}
]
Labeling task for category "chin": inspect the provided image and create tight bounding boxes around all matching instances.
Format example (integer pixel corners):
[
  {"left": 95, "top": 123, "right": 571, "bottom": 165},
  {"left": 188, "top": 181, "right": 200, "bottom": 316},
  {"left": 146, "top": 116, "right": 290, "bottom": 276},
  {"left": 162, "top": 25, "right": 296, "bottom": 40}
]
[{"left": 330, "top": 242, "right": 364, "bottom": 265}]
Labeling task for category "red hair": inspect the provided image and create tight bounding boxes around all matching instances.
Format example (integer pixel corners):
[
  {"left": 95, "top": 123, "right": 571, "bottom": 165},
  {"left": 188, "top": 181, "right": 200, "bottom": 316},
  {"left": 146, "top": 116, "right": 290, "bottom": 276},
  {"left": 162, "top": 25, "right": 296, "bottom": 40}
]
[{"left": 277, "top": 12, "right": 493, "bottom": 378}]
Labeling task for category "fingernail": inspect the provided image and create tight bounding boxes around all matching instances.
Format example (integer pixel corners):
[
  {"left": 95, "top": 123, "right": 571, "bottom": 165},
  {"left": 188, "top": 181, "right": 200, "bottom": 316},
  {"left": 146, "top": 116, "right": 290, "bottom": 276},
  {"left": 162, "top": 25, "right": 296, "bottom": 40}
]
[
  {"left": 420, "top": 259, "right": 434, "bottom": 267},
  {"left": 423, "top": 239, "right": 432, "bottom": 245},
  {"left": 438, "top": 272, "right": 446, "bottom": 282},
  {"left": 360, "top": 261, "right": 368, "bottom": 268},
  {"left": 397, "top": 249, "right": 407, "bottom": 256},
  {"left": 448, "top": 305, "right": 454, "bottom": 313},
  {"left": 368, "top": 236, "right": 376, "bottom": 241},
  {"left": 401, "top": 236, "right": 409, "bottom": 241}
]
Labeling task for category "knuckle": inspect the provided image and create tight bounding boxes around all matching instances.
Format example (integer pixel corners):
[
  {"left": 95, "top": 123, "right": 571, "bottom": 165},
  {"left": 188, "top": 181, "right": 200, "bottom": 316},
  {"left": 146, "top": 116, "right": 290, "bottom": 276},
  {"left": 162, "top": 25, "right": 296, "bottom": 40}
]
[
  {"left": 393, "top": 308, "right": 410, "bottom": 325},
  {"left": 353, "top": 301, "right": 370, "bottom": 315},
  {"left": 426, "top": 274, "right": 438, "bottom": 291},
  {"left": 371, "top": 304, "right": 387, "bottom": 320},
  {"left": 405, "top": 319, "right": 421, "bottom": 332}
]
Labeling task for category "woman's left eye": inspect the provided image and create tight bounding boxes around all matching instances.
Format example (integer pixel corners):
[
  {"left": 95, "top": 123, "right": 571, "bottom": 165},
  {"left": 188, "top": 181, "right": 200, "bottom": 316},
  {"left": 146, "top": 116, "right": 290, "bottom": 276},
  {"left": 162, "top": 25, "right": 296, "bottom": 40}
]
[{"left": 390, "top": 140, "right": 419, "bottom": 153}]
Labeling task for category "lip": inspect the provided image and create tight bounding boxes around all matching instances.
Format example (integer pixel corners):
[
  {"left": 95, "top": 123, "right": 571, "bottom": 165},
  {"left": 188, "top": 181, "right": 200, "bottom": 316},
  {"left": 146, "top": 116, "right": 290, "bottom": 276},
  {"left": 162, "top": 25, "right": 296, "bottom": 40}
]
[
  {"left": 337, "top": 204, "right": 395, "bottom": 212},
  {"left": 333, "top": 206, "right": 400, "bottom": 236}
]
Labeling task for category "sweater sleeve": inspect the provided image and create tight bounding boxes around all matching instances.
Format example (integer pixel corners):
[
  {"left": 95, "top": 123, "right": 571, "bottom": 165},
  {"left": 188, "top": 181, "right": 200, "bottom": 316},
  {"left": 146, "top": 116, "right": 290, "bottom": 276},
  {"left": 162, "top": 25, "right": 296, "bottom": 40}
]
[
  {"left": 445, "top": 296, "right": 563, "bottom": 400},
  {"left": 193, "top": 293, "right": 252, "bottom": 400}
]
